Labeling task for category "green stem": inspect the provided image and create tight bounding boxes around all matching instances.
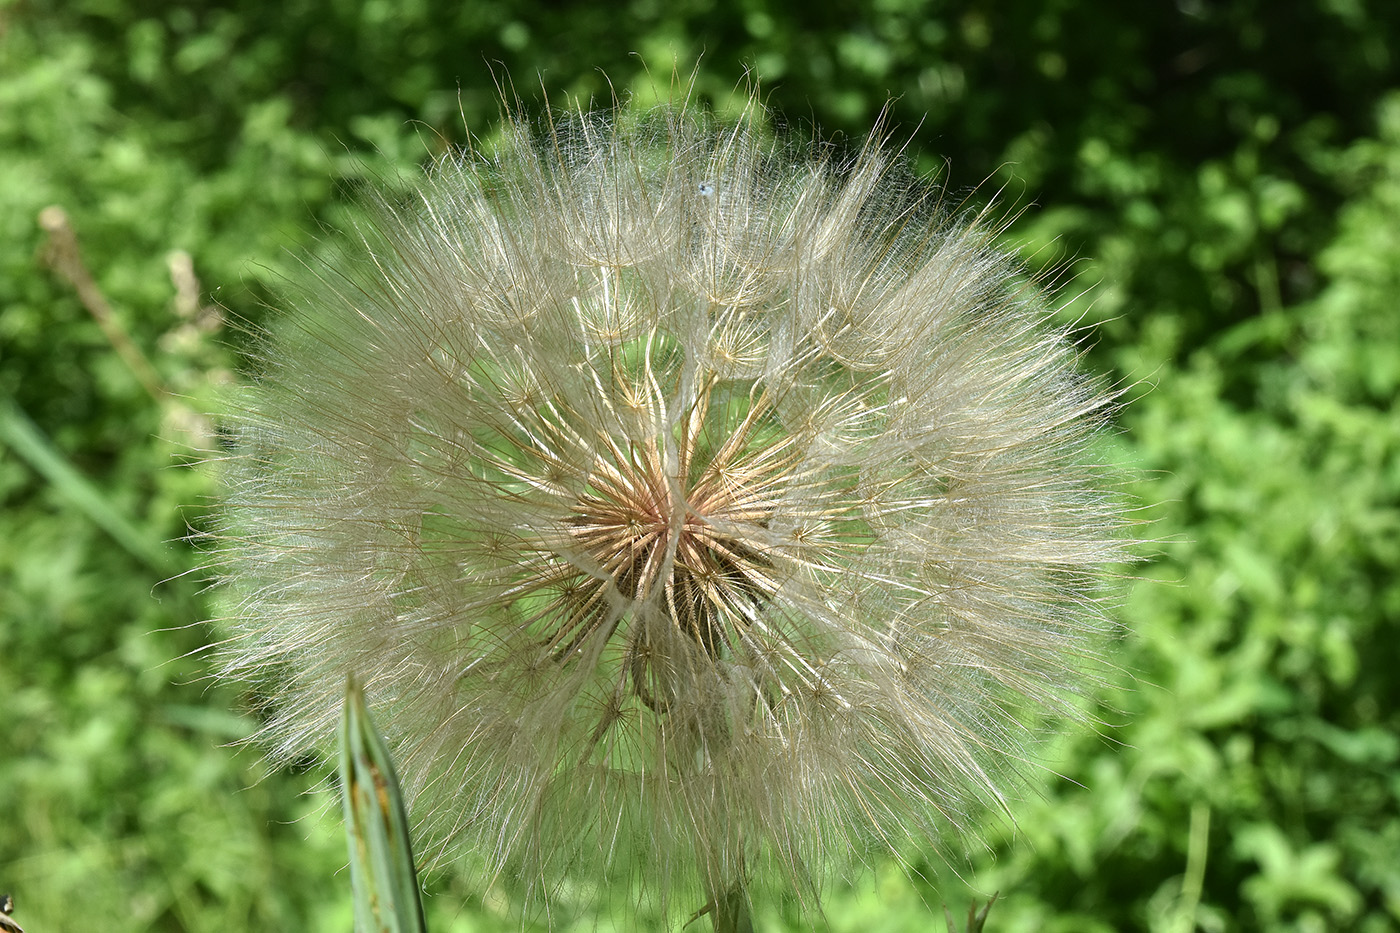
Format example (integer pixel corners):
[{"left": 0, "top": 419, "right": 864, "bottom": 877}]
[{"left": 706, "top": 879, "right": 754, "bottom": 933}]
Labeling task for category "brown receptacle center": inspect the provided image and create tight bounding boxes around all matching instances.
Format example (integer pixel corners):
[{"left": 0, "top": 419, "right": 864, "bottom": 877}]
[{"left": 541, "top": 389, "right": 791, "bottom": 708}]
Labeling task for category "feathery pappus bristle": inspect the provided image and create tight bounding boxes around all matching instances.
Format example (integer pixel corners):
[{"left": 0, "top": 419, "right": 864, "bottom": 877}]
[{"left": 213, "top": 88, "right": 1128, "bottom": 924}]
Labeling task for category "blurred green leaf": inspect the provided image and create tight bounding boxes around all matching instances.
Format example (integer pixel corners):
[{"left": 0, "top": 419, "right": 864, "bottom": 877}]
[{"left": 0, "top": 393, "right": 174, "bottom": 572}]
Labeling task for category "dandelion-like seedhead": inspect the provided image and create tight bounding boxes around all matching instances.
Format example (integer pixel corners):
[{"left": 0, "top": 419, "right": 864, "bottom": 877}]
[{"left": 215, "top": 93, "right": 1127, "bottom": 921}]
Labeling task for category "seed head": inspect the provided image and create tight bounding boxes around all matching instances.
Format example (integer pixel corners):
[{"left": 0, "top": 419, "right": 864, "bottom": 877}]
[{"left": 215, "top": 94, "right": 1127, "bottom": 919}]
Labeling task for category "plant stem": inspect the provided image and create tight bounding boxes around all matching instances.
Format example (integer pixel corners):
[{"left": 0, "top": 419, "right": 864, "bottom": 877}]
[{"left": 706, "top": 879, "right": 754, "bottom": 933}]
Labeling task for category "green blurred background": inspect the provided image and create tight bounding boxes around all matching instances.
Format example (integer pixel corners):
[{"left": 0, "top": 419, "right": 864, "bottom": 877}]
[{"left": 3, "top": 1, "right": 1398, "bottom": 930}]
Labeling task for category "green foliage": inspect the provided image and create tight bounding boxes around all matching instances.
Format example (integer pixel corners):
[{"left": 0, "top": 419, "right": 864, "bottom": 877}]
[
  {"left": 923, "top": 90, "right": 1400, "bottom": 932},
  {"left": 3, "top": 1, "right": 1397, "bottom": 931}
]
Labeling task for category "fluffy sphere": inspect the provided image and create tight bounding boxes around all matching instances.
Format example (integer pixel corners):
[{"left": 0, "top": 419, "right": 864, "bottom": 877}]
[{"left": 215, "top": 97, "right": 1126, "bottom": 919}]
